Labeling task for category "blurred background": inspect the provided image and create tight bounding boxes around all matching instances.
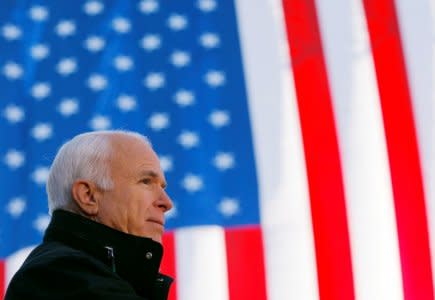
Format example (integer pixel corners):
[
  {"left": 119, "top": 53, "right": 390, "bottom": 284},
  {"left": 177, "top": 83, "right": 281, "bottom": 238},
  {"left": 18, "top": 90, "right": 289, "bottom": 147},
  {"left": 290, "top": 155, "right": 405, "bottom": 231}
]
[{"left": 1, "top": 0, "right": 435, "bottom": 299}]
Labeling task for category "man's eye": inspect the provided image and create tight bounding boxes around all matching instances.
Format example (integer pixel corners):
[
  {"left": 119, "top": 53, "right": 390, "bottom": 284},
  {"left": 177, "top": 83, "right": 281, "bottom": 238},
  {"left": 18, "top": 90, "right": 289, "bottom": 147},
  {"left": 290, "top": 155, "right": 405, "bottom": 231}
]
[{"left": 142, "top": 178, "right": 152, "bottom": 184}]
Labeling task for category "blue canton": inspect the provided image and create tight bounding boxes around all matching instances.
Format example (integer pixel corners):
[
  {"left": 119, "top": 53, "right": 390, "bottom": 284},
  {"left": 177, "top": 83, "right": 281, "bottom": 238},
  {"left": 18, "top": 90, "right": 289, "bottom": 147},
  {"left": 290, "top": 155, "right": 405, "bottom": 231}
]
[{"left": 0, "top": 0, "right": 259, "bottom": 258}]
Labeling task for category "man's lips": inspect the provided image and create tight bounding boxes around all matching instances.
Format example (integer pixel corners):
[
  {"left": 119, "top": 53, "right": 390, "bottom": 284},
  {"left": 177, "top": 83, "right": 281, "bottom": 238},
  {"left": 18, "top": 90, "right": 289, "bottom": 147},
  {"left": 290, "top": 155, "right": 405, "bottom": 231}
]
[{"left": 147, "top": 219, "right": 164, "bottom": 226}]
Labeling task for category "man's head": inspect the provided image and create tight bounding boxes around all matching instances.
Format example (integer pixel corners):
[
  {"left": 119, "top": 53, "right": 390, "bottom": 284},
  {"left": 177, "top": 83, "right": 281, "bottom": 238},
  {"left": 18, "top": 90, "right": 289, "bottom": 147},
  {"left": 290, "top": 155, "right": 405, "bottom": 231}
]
[{"left": 46, "top": 130, "right": 173, "bottom": 243}]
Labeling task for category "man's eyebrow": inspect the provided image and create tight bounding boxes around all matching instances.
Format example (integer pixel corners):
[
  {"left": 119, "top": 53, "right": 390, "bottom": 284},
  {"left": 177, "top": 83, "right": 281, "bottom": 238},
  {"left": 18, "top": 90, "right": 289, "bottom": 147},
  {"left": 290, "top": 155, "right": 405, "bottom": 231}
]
[
  {"left": 139, "top": 170, "right": 159, "bottom": 178},
  {"left": 139, "top": 170, "right": 167, "bottom": 187}
]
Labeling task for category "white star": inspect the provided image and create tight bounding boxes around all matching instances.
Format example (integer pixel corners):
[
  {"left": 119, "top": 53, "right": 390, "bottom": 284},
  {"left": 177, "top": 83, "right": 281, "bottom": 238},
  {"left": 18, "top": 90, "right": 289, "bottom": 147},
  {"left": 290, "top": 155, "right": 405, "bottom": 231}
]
[
  {"left": 159, "top": 155, "right": 173, "bottom": 172},
  {"left": 3, "top": 104, "right": 25, "bottom": 123},
  {"left": 144, "top": 72, "right": 165, "bottom": 90},
  {"left": 58, "top": 98, "right": 79, "bottom": 116},
  {"left": 33, "top": 214, "right": 50, "bottom": 233},
  {"left": 6, "top": 197, "right": 26, "bottom": 218},
  {"left": 30, "top": 44, "right": 50, "bottom": 60},
  {"left": 197, "top": 0, "right": 217, "bottom": 12},
  {"left": 178, "top": 131, "right": 199, "bottom": 148},
  {"left": 84, "top": 1, "right": 104, "bottom": 15},
  {"left": 174, "top": 90, "right": 195, "bottom": 107},
  {"left": 167, "top": 14, "right": 188, "bottom": 31},
  {"left": 3, "top": 62, "right": 23, "bottom": 80},
  {"left": 112, "top": 17, "right": 131, "bottom": 33},
  {"left": 116, "top": 95, "right": 137, "bottom": 112},
  {"left": 209, "top": 110, "right": 230, "bottom": 127},
  {"left": 31, "top": 123, "right": 53, "bottom": 141},
  {"left": 4, "top": 149, "right": 25, "bottom": 169},
  {"left": 84, "top": 36, "right": 105, "bottom": 52},
  {"left": 218, "top": 198, "right": 239, "bottom": 217},
  {"left": 182, "top": 174, "right": 203, "bottom": 193},
  {"left": 2, "top": 24, "right": 21, "bottom": 40},
  {"left": 55, "top": 20, "right": 76, "bottom": 37},
  {"left": 205, "top": 70, "right": 226, "bottom": 87},
  {"left": 139, "top": 0, "right": 159, "bottom": 14},
  {"left": 90, "top": 115, "right": 111, "bottom": 130},
  {"left": 87, "top": 74, "right": 107, "bottom": 91},
  {"left": 140, "top": 34, "right": 161, "bottom": 51},
  {"left": 200, "top": 32, "right": 220, "bottom": 48},
  {"left": 31, "top": 167, "right": 50, "bottom": 185},
  {"left": 56, "top": 58, "right": 77, "bottom": 76},
  {"left": 165, "top": 203, "right": 177, "bottom": 219},
  {"left": 148, "top": 113, "right": 170, "bottom": 131},
  {"left": 170, "top": 51, "right": 191, "bottom": 67},
  {"left": 29, "top": 5, "right": 49, "bottom": 21},
  {"left": 114, "top": 55, "right": 133, "bottom": 71},
  {"left": 31, "top": 82, "right": 51, "bottom": 100},
  {"left": 213, "top": 152, "right": 235, "bottom": 171}
]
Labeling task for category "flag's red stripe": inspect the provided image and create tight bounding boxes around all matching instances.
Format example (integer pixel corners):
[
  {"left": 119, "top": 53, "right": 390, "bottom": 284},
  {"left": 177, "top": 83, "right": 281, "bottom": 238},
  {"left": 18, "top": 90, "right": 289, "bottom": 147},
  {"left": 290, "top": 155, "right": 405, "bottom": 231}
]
[
  {"left": 225, "top": 226, "right": 267, "bottom": 300},
  {"left": 0, "top": 260, "right": 5, "bottom": 300},
  {"left": 362, "top": 1, "right": 434, "bottom": 299},
  {"left": 281, "top": 1, "right": 355, "bottom": 299},
  {"left": 161, "top": 232, "right": 177, "bottom": 300}
]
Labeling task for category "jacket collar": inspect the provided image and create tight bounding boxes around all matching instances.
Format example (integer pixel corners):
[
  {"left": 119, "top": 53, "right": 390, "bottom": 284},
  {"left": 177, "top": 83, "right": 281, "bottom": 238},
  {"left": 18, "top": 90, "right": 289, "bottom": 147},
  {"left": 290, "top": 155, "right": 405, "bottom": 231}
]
[{"left": 44, "top": 209, "right": 172, "bottom": 299}]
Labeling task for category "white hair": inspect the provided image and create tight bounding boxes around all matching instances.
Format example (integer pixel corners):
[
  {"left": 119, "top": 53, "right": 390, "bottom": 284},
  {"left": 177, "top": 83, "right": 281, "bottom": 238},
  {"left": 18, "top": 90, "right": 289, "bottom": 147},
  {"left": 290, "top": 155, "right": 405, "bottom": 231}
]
[{"left": 46, "top": 130, "right": 149, "bottom": 213}]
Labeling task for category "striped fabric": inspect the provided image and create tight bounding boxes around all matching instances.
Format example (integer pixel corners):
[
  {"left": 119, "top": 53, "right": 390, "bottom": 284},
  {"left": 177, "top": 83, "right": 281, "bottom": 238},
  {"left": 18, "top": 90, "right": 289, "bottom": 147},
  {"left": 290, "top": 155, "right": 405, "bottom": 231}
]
[
  {"left": 2, "top": 0, "right": 435, "bottom": 299},
  {"left": 163, "top": 0, "right": 435, "bottom": 298}
]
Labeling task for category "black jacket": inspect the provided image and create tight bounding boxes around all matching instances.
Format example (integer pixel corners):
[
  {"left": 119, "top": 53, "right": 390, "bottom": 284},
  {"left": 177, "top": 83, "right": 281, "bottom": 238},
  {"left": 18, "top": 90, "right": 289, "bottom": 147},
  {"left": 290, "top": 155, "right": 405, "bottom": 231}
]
[{"left": 5, "top": 210, "right": 173, "bottom": 300}]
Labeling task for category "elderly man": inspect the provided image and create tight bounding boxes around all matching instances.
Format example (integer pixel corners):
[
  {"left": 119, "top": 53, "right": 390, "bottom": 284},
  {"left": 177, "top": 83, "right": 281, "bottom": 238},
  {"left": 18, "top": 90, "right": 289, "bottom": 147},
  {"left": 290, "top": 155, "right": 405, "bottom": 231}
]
[{"left": 5, "top": 130, "right": 174, "bottom": 300}]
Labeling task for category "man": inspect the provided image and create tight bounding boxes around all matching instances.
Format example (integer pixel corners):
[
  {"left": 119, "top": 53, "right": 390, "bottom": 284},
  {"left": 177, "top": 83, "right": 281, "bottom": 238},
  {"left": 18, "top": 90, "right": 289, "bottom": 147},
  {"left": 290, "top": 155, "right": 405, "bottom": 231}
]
[{"left": 5, "top": 130, "right": 174, "bottom": 300}]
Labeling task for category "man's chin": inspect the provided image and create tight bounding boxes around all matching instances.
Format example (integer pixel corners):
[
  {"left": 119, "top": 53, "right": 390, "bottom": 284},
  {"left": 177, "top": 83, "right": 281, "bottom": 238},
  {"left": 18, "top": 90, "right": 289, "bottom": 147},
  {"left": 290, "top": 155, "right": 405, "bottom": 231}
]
[{"left": 143, "top": 222, "right": 164, "bottom": 243}]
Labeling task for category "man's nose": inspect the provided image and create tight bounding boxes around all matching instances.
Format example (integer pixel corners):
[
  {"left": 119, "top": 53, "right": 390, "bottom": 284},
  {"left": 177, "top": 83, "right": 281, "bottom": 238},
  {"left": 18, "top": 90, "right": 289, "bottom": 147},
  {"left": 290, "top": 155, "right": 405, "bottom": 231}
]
[{"left": 158, "top": 189, "right": 173, "bottom": 212}]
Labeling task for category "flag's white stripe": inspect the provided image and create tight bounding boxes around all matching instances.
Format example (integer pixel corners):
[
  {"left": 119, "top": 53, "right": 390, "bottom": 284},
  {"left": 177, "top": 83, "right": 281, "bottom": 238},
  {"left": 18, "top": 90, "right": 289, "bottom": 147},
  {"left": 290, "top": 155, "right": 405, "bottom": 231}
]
[
  {"left": 174, "top": 226, "right": 229, "bottom": 300},
  {"left": 235, "top": 0, "right": 318, "bottom": 299},
  {"left": 5, "top": 246, "right": 34, "bottom": 285},
  {"left": 315, "top": 0, "right": 403, "bottom": 299},
  {"left": 394, "top": 0, "right": 435, "bottom": 290}
]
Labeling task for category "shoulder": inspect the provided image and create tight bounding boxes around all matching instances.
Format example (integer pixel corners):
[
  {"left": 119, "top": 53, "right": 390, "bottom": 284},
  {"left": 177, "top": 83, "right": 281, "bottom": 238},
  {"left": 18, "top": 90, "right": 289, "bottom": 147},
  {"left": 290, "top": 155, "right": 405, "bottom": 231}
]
[
  {"left": 14, "top": 241, "right": 112, "bottom": 281},
  {"left": 21, "top": 241, "right": 107, "bottom": 270},
  {"left": 5, "top": 242, "right": 143, "bottom": 300}
]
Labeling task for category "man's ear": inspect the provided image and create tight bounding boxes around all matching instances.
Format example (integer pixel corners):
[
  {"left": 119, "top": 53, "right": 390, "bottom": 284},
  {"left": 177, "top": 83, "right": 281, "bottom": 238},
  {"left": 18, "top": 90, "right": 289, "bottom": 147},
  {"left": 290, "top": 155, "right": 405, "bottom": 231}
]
[{"left": 71, "top": 180, "right": 100, "bottom": 216}]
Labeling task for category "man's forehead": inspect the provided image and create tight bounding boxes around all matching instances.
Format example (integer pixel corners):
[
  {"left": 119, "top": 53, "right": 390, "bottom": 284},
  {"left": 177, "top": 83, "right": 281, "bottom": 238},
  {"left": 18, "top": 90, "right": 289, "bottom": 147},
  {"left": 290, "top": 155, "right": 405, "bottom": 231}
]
[
  {"left": 111, "top": 135, "right": 153, "bottom": 158},
  {"left": 110, "top": 135, "right": 162, "bottom": 172}
]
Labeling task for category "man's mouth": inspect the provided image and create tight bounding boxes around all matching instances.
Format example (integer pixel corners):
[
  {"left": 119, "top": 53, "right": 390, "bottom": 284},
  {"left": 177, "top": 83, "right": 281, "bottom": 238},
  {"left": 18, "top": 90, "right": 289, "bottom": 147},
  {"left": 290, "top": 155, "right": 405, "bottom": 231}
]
[{"left": 147, "top": 219, "right": 164, "bottom": 226}]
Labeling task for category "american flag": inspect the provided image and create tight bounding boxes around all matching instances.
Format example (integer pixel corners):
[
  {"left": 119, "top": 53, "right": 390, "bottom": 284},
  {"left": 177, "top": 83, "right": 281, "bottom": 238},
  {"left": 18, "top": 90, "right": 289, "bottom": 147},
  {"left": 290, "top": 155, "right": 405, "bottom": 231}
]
[{"left": 1, "top": 0, "right": 435, "bottom": 299}]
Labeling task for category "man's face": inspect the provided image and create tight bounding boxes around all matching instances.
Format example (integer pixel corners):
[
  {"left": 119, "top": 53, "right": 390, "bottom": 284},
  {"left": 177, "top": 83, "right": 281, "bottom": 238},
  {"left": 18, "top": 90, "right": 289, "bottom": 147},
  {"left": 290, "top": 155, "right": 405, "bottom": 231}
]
[{"left": 96, "top": 135, "right": 173, "bottom": 243}]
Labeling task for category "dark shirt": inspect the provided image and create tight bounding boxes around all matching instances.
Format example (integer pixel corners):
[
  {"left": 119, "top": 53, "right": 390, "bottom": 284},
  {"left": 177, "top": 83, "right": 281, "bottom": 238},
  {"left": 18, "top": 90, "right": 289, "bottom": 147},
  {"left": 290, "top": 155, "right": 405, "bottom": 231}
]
[{"left": 5, "top": 210, "right": 173, "bottom": 300}]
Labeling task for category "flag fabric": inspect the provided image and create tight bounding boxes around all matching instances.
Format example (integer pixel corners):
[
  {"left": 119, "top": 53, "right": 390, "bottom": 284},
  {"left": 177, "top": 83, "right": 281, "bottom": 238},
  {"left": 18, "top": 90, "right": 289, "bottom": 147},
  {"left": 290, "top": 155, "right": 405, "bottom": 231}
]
[{"left": 1, "top": 0, "right": 435, "bottom": 300}]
